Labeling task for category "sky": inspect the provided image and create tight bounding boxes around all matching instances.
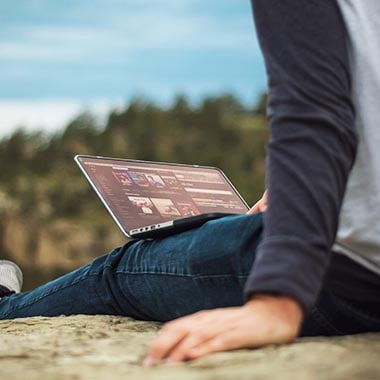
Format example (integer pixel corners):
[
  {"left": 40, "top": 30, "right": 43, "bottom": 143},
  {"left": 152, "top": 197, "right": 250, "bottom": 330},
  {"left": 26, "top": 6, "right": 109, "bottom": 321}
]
[{"left": 0, "top": 0, "right": 266, "bottom": 136}]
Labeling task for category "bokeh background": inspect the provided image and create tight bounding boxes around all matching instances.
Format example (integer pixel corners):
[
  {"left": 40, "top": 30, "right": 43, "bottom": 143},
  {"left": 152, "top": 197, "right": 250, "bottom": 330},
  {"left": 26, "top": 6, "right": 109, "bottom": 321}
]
[{"left": 0, "top": 0, "right": 269, "bottom": 289}]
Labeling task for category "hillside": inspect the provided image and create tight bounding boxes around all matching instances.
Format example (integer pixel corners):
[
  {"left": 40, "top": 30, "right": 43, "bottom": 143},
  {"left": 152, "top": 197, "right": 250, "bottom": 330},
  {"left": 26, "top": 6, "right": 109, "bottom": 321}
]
[{"left": 0, "top": 94, "right": 268, "bottom": 289}]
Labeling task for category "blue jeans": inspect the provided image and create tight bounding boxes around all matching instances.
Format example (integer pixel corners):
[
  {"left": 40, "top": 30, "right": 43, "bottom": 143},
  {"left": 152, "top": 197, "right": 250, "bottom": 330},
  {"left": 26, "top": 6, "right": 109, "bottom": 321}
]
[{"left": 1, "top": 214, "right": 379, "bottom": 336}]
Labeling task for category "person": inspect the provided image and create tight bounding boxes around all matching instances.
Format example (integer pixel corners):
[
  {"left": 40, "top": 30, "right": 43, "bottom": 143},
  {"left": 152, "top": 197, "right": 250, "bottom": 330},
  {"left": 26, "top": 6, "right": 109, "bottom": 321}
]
[{"left": 1, "top": 0, "right": 380, "bottom": 366}]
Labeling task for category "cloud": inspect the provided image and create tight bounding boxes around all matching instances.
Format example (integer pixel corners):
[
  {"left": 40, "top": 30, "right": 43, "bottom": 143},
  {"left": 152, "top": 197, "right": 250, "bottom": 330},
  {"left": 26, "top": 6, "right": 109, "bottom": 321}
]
[
  {"left": 0, "top": 99, "right": 123, "bottom": 137},
  {"left": 0, "top": 24, "right": 110, "bottom": 62},
  {"left": 0, "top": 0, "right": 265, "bottom": 134},
  {"left": 0, "top": 41, "right": 87, "bottom": 61},
  {"left": 0, "top": 0, "right": 259, "bottom": 64},
  {"left": 110, "top": 11, "right": 256, "bottom": 50}
]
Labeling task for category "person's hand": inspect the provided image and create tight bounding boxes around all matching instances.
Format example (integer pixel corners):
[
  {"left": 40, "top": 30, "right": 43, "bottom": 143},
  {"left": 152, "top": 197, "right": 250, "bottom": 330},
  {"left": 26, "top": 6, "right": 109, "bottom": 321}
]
[
  {"left": 143, "top": 295, "right": 303, "bottom": 367},
  {"left": 247, "top": 190, "right": 267, "bottom": 214}
]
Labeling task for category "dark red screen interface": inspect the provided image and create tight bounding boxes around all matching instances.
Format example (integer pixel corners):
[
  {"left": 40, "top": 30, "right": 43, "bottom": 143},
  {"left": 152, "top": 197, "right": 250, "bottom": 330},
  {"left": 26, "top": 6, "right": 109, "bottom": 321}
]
[{"left": 78, "top": 157, "right": 248, "bottom": 231}]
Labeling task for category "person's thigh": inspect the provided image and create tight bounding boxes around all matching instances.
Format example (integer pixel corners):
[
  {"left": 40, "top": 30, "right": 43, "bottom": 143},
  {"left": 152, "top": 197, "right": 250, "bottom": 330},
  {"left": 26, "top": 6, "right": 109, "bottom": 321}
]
[
  {"left": 98, "top": 213, "right": 263, "bottom": 321},
  {"left": 301, "top": 290, "right": 380, "bottom": 336},
  {"left": 0, "top": 214, "right": 263, "bottom": 321}
]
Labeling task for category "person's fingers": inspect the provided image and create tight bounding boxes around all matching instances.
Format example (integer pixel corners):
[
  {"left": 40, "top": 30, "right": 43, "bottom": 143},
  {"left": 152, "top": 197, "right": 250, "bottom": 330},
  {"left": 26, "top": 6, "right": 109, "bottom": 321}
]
[
  {"left": 144, "top": 311, "right": 211, "bottom": 366},
  {"left": 144, "top": 309, "right": 237, "bottom": 365},
  {"left": 186, "top": 328, "right": 257, "bottom": 360},
  {"left": 160, "top": 309, "right": 246, "bottom": 363},
  {"left": 144, "top": 322, "right": 189, "bottom": 367},
  {"left": 260, "top": 190, "right": 268, "bottom": 211},
  {"left": 164, "top": 330, "right": 213, "bottom": 363},
  {"left": 247, "top": 199, "right": 262, "bottom": 214},
  {"left": 164, "top": 312, "right": 239, "bottom": 362},
  {"left": 247, "top": 190, "right": 268, "bottom": 214}
]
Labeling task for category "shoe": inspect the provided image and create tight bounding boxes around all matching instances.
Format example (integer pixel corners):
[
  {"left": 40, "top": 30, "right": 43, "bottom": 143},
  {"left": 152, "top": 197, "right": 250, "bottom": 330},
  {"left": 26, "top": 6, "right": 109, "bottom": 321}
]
[{"left": 0, "top": 260, "right": 23, "bottom": 295}]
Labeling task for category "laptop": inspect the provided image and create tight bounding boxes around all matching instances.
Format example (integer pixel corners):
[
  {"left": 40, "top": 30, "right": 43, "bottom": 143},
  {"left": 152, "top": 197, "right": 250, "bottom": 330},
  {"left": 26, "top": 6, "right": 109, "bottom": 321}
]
[{"left": 75, "top": 155, "right": 249, "bottom": 239}]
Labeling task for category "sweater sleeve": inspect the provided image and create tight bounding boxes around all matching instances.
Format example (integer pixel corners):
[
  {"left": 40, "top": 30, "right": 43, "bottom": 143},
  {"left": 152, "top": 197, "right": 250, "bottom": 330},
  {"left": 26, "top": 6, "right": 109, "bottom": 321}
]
[{"left": 244, "top": 0, "right": 357, "bottom": 310}]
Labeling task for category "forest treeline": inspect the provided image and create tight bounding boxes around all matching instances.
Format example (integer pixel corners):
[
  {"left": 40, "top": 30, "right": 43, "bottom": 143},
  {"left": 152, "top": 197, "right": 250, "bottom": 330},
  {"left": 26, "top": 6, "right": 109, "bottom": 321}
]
[{"left": 0, "top": 93, "right": 269, "bottom": 228}]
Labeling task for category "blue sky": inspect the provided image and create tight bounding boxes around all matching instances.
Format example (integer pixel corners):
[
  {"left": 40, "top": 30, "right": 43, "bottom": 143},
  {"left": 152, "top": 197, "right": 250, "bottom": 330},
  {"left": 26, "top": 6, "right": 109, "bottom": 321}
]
[{"left": 0, "top": 0, "right": 266, "bottom": 135}]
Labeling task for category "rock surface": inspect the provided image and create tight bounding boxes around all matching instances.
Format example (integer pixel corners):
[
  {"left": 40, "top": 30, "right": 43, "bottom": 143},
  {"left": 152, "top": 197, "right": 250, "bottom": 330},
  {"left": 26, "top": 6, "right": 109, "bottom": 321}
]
[{"left": 0, "top": 315, "right": 379, "bottom": 380}]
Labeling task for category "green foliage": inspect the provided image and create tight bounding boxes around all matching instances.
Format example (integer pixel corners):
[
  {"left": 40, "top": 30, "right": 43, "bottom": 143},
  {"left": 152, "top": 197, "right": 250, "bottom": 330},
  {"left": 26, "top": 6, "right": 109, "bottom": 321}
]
[{"left": 0, "top": 93, "right": 269, "bottom": 224}]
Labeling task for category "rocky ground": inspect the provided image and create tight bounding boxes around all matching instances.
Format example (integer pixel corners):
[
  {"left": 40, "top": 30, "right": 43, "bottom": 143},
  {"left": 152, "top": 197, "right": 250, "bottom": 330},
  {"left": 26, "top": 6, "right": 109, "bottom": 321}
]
[{"left": 0, "top": 315, "right": 379, "bottom": 380}]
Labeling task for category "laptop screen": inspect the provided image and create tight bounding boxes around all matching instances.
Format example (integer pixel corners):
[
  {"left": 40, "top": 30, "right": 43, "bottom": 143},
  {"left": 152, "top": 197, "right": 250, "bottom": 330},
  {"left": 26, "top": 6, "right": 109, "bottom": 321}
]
[{"left": 76, "top": 156, "right": 249, "bottom": 232}]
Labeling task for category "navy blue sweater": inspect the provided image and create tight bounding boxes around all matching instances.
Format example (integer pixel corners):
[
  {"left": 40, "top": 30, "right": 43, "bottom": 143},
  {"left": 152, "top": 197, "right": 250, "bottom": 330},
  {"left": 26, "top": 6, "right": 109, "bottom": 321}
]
[{"left": 244, "top": 0, "right": 357, "bottom": 310}]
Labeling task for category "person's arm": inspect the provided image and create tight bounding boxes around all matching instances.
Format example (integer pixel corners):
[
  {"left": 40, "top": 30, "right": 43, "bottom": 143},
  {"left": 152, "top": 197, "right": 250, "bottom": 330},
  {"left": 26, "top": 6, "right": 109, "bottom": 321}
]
[
  {"left": 244, "top": 0, "right": 356, "bottom": 310},
  {"left": 144, "top": 0, "right": 356, "bottom": 365}
]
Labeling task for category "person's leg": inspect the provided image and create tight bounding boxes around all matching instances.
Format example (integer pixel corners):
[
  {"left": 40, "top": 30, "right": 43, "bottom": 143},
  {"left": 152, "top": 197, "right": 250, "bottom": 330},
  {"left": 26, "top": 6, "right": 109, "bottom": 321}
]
[
  {"left": 0, "top": 213, "right": 263, "bottom": 321},
  {"left": 301, "top": 290, "right": 380, "bottom": 337}
]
